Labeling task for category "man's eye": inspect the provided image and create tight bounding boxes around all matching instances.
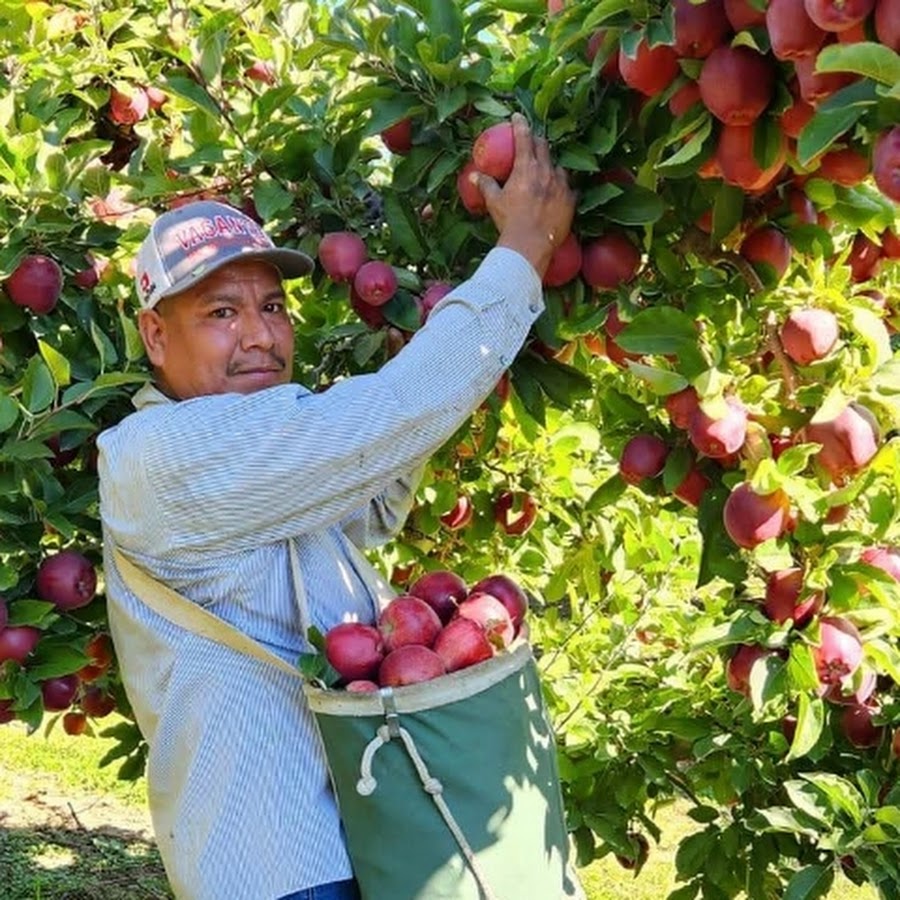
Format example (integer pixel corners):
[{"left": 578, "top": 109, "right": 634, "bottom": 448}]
[
  {"left": 264, "top": 302, "right": 287, "bottom": 314},
  {"left": 210, "top": 307, "right": 234, "bottom": 318}
]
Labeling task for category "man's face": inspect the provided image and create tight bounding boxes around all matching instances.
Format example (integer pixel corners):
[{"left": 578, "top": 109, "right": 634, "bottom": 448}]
[{"left": 139, "top": 259, "right": 295, "bottom": 399}]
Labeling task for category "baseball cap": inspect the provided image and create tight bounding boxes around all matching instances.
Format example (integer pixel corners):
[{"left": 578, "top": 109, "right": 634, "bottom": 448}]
[{"left": 134, "top": 200, "right": 314, "bottom": 310}]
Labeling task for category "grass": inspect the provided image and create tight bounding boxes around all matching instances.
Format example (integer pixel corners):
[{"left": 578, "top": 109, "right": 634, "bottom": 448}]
[{"left": 0, "top": 718, "right": 881, "bottom": 900}]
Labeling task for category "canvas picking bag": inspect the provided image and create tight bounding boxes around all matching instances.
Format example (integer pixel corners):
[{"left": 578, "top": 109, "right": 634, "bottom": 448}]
[{"left": 113, "top": 542, "right": 582, "bottom": 900}]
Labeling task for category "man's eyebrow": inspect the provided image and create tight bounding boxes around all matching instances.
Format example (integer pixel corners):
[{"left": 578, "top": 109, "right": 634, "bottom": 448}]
[{"left": 198, "top": 288, "right": 286, "bottom": 306}]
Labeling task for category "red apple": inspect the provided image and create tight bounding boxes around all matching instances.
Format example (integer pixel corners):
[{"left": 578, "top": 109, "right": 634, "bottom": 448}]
[
  {"left": 433, "top": 617, "right": 494, "bottom": 673},
  {"left": 377, "top": 596, "right": 442, "bottom": 652},
  {"left": 875, "top": 0, "right": 900, "bottom": 50},
  {"left": 840, "top": 702, "right": 883, "bottom": 748},
  {"left": 673, "top": 0, "right": 731, "bottom": 58},
  {"left": 815, "top": 616, "right": 863, "bottom": 687},
  {"left": 0, "top": 625, "right": 40, "bottom": 664},
  {"left": 419, "top": 282, "right": 454, "bottom": 323},
  {"left": 409, "top": 570, "right": 468, "bottom": 625},
  {"left": 619, "top": 434, "right": 669, "bottom": 485},
  {"left": 324, "top": 622, "right": 384, "bottom": 682},
  {"left": 618, "top": 36, "right": 680, "bottom": 97},
  {"left": 673, "top": 467, "right": 711, "bottom": 507},
  {"left": 767, "top": 0, "right": 828, "bottom": 60},
  {"left": 780, "top": 308, "right": 840, "bottom": 364},
  {"left": 806, "top": 402, "right": 879, "bottom": 483},
  {"left": 794, "top": 49, "right": 858, "bottom": 106},
  {"left": 81, "top": 686, "right": 117, "bottom": 718},
  {"left": 350, "top": 285, "right": 387, "bottom": 330},
  {"left": 665, "top": 387, "right": 700, "bottom": 429},
  {"left": 245, "top": 60, "right": 276, "bottom": 84},
  {"left": 457, "top": 159, "right": 487, "bottom": 215},
  {"left": 723, "top": 483, "right": 791, "bottom": 549},
  {"left": 823, "top": 667, "right": 877, "bottom": 705},
  {"left": 724, "top": 0, "right": 766, "bottom": 29},
  {"left": 860, "top": 546, "right": 900, "bottom": 582},
  {"left": 873, "top": 127, "right": 900, "bottom": 204},
  {"left": 63, "top": 711, "right": 88, "bottom": 736},
  {"left": 378, "top": 644, "right": 446, "bottom": 687},
  {"left": 457, "top": 592, "right": 515, "bottom": 648},
  {"left": 815, "top": 147, "right": 869, "bottom": 186},
  {"left": 688, "top": 397, "right": 748, "bottom": 458},
  {"left": 317, "top": 232, "right": 367, "bottom": 282},
  {"left": 4, "top": 254, "right": 63, "bottom": 314},
  {"left": 780, "top": 92, "right": 816, "bottom": 139},
  {"left": 440, "top": 495, "right": 473, "bottom": 531},
  {"left": 381, "top": 117, "right": 413, "bottom": 154},
  {"left": 145, "top": 85, "right": 167, "bottom": 111},
  {"left": 77, "top": 632, "right": 113, "bottom": 682},
  {"left": 346, "top": 679, "right": 379, "bottom": 693},
  {"left": 109, "top": 85, "right": 149, "bottom": 124},
  {"left": 763, "top": 568, "right": 823, "bottom": 627},
  {"left": 473, "top": 122, "right": 515, "bottom": 182},
  {"left": 543, "top": 233, "right": 583, "bottom": 287},
  {"left": 740, "top": 227, "right": 792, "bottom": 280},
  {"left": 36, "top": 550, "right": 97, "bottom": 611},
  {"left": 353, "top": 261, "right": 397, "bottom": 307},
  {"left": 726, "top": 644, "right": 773, "bottom": 696},
  {"left": 581, "top": 234, "right": 641, "bottom": 289},
  {"left": 699, "top": 45, "right": 775, "bottom": 125},
  {"left": 804, "top": 0, "right": 875, "bottom": 32},
  {"left": 0, "top": 699, "right": 15, "bottom": 724},
  {"left": 41, "top": 674, "right": 79, "bottom": 712},
  {"left": 493, "top": 491, "right": 538, "bottom": 536},
  {"left": 470, "top": 574, "right": 528, "bottom": 632},
  {"left": 669, "top": 81, "right": 703, "bottom": 118}
]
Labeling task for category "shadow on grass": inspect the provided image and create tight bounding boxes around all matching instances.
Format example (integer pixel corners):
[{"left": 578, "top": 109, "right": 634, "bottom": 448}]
[{"left": 0, "top": 823, "right": 172, "bottom": 900}]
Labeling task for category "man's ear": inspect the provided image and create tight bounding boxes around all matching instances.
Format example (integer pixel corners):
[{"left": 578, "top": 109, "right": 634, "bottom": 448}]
[{"left": 138, "top": 308, "right": 167, "bottom": 367}]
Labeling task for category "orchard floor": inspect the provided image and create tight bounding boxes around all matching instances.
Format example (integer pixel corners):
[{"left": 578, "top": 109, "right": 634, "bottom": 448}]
[{"left": 0, "top": 720, "right": 878, "bottom": 900}]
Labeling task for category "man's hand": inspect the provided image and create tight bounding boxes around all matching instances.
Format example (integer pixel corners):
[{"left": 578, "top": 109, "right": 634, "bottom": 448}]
[{"left": 470, "top": 113, "right": 577, "bottom": 279}]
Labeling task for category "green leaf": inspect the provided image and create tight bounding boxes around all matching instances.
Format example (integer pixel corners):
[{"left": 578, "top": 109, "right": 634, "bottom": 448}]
[
  {"left": 782, "top": 865, "right": 834, "bottom": 900},
  {"left": 364, "top": 95, "right": 425, "bottom": 137},
  {"left": 0, "top": 395, "right": 18, "bottom": 434},
  {"left": 797, "top": 105, "right": 865, "bottom": 166},
  {"left": 712, "top": 183, "right": 744, "bottom": 241},
  {"left": 603, "top": 185, "right": 666, "bottom": 226},
  {"left": 801, "top": 772, "right": 866, "bottom": 827},
  {"left": 7, "top": 599, "right": 57, "bottom": 628},
  {"left": 382, "top": 192, "right": 427, "bottom": 262},
  {"left": 37, "top": 340, "right": 71, "bottom": 388},
  {"left": 164, "top": 74, "right": 222, "bottom": 119},
  {"left": 21, "top": 356, "right": 55, "bottom": 413},
  {"left": 816, "top": 42, "right": 900, "bottom": 87},
  {"left": 586, "top": 473, "right": 627, "bottom": 512},
  {"left": 27, "top": 645, "right": 91, "bottom": 680},
  {"left": 253, "top": 178, "right": 294, "bottom": 221},
  {"left": 786, "top": 692, "right": 824, "bottom": 762},
  {"left": 515, "top": 354, "right": 592, "bottom": 408},
  {"left": 616, "top": 307, "right": 699, "bottom": 356},
  {"left": 625, "top": 362, "right": 688, "bottom": 395}
]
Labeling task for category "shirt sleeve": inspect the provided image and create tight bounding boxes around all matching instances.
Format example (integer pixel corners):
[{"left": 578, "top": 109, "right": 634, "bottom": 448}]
[
  {"left": 102, "top": 247, "right": 543, "bottom": 558},
  {"left": 339, "top": 464, "right": 426, "bottom": 550}
]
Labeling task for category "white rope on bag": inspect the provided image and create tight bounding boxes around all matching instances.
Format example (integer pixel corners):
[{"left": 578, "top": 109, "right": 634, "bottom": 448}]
[{"left": 355, "top": 721, "right": 502, "bottom": 900}]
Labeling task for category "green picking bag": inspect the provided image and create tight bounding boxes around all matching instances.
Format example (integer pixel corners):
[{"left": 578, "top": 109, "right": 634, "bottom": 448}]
[{"left": 303, "top": 642, "right": 582, "bottom": 900}]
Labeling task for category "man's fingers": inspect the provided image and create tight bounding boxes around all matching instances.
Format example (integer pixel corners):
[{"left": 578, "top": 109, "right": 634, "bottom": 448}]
[
  {"left": 510, "top": 112, "right": 535, "bottom": 164},
  {"left": 534, "top": 137, "right": 552, "bottom": 170},
  {"left": 471, "top": 171, "right": 502, "bottom": 209}
]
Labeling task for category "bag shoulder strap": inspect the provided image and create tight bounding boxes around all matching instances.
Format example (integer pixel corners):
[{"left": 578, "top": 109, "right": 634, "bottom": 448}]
[{"left": 112, "top": 546, "right": 303, "bottom": 680}]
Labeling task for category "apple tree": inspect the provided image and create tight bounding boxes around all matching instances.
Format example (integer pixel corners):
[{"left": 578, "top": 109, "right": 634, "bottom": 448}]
[{"left": 0, "top": 0, "right": 899, "bottom": 896}]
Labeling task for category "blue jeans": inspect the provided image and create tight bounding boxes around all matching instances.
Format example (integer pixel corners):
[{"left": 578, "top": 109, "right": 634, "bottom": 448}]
[{"left": 278, "top": 879, "right": 360, "bottom": 900}]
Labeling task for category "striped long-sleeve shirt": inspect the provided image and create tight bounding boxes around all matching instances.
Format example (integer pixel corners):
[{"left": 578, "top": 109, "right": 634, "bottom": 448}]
[{"left": 97, "top": 247, "right": 544, "bottom": 899}]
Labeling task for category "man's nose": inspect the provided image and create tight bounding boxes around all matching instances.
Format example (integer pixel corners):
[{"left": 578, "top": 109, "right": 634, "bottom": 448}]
[{"left": 240, "top": 309, "right": 276, "bottom": 350}]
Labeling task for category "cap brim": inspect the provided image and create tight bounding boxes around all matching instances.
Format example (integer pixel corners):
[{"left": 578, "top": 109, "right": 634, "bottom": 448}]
[{"left": 153, "top": 247, "right": 315, "bottom": 306}]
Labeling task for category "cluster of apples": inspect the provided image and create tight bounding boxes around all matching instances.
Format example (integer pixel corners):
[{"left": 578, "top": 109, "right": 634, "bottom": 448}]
[
  {"left": 727, "top": 545, "right": 900, "bottom": 750},
  {"left": 0, "top": 551, "right": 117, "bottom": 733},
  {"left": 322, "top": 570, "right": 528, "bottom": 690}
]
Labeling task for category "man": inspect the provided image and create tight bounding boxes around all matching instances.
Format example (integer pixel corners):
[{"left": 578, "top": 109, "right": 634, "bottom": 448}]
[{"left": 98, "top": 113, "right": 575, "bottom": 900}]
